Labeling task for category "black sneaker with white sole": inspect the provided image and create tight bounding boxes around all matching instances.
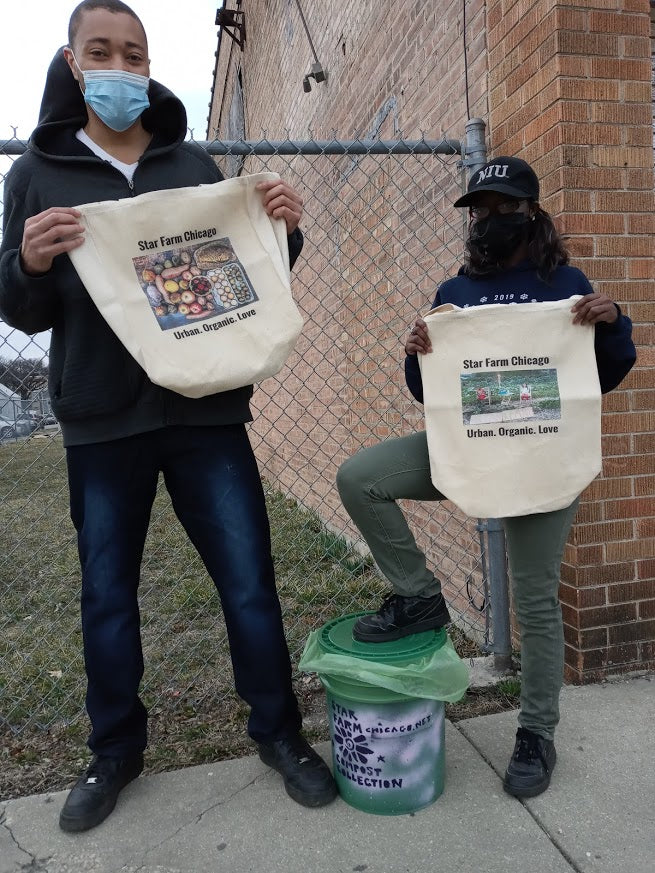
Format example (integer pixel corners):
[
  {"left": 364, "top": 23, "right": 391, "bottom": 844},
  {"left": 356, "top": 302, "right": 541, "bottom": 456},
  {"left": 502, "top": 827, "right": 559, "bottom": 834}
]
[
  {"left": 503, "top": 727, "right": 556, "bottom": 798},
  {"left": 258, "top": 734, "right": 337, "bottom": 807},
  {"left": 59, "top": 753, "right": 144, "bottom": 833},
  {"left": 352, "top": 592, "right": 451, "bottom": 642}
]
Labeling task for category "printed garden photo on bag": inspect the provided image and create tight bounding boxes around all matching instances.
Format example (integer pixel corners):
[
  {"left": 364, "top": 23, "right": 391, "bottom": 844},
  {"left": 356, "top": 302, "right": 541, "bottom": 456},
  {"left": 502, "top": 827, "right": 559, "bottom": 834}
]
[
  {"left": 460, "top": 368, "right": 561, "bottom": 425},
  {"left": 132, "top": 237, "right": 258, "bottom": 331}
]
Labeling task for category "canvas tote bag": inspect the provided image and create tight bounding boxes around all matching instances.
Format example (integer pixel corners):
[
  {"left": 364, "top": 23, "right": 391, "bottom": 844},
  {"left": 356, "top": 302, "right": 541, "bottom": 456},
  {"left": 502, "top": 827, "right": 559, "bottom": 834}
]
[
  {"left": 68, "top": 172, "right": 303, "bottom": 398},
  {"left": 418, "top": 297, "right": 602, "bottom": 518}
]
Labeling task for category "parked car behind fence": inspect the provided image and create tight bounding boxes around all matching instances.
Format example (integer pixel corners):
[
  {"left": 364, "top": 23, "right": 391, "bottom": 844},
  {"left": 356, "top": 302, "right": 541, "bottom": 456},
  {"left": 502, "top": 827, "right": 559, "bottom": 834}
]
[{"left": 0, "top": 412, "right": 37, "bottom": 440}]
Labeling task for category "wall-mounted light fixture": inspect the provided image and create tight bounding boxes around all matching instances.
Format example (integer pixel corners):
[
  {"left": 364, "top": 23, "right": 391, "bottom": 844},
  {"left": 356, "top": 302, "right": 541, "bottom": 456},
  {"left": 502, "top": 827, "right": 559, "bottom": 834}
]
[
  {"left": 295, "top": 0, "right": 328, "bottom": 93},
  {"left": 303, "top": 61, "right": 327, "bottom": 93}
]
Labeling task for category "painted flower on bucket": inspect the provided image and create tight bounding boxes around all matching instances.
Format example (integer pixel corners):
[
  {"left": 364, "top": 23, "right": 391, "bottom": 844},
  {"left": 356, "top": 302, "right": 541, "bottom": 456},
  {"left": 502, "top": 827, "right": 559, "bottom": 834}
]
[{"left": 333, "top": 726, "right": 373, "bottom": 765}]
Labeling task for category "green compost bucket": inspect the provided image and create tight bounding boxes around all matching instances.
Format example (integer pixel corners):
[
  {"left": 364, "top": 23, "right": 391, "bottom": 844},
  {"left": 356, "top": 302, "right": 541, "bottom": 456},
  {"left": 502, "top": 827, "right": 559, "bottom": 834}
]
[{"left": 316, "top": 614, "right": 449, "bottom": 816}]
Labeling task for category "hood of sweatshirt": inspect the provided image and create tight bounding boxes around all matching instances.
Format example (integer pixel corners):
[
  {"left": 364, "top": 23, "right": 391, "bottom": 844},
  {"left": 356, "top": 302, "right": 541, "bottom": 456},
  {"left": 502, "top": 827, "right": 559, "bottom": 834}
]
[{"left": 30, "top": 47, "right": 188, "bottom": 161}]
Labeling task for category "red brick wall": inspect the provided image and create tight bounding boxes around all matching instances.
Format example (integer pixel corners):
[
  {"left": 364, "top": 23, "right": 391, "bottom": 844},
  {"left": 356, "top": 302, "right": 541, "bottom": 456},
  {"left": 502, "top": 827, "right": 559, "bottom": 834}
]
[
  {"left": 487, "top": 0, "right": 655, "bottom": 680},
  {"left": 209, "top": 0, "right": 655, "bottom": 679},
  {"left": 209, "top": 0, "right": 488, "bottom": 142},
  {"left": 209, "top": 0, "right": 492, "bottom": 641}
]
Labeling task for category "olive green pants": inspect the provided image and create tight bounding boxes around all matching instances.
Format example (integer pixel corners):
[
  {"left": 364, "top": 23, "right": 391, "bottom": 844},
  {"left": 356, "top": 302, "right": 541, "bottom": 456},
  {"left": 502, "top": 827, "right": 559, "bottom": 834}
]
[{"left": 336, "top": 431, "right": 580, "bottom": 740}]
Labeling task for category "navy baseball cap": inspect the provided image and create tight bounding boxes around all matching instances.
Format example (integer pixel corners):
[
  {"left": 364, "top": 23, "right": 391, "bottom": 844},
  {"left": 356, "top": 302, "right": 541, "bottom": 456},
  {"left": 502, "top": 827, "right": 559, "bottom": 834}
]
[{"left": 454, "top": 156, "right": 540, "bottom": 207}]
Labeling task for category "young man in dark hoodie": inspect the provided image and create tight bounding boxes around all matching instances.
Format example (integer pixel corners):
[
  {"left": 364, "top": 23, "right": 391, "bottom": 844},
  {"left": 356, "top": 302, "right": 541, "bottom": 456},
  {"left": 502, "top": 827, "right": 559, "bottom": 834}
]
[{"left": 0, "top": 0, "right": 336, "bottom": 831}]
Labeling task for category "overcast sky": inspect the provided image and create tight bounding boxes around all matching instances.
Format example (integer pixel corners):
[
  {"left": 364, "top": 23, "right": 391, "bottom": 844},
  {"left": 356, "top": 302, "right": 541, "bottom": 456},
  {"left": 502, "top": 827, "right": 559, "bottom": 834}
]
[
  {"left": 1, "top": 0, "right": 221, "bottom": 361},
  {"left": 1, "top": 0, "right": 219, "bottom": 136}
]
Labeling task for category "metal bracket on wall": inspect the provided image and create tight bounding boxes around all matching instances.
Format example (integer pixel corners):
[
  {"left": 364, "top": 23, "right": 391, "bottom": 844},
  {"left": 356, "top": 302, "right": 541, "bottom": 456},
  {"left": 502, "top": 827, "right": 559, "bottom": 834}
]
[
  {"left": 216, "top": 7, "right": 246, "bottom": 50},
  {"left": 303, "top": 62, "right": 327, "bottom": 93},
  {"left": 295, "top": 0, "right": 328, "bottom": 93}
]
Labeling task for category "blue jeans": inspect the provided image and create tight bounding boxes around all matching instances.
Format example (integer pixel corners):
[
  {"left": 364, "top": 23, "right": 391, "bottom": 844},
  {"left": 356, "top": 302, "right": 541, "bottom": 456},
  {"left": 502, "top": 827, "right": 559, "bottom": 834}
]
[{"left": 67, "top": 424, "right": 301, "bottom": 758}]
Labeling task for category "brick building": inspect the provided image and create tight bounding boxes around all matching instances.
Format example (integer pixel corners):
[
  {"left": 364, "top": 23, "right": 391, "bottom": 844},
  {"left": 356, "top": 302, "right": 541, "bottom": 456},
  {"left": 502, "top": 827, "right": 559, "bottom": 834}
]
[{"left": 207, "top": 0, "right": 655, "bottom": 682}]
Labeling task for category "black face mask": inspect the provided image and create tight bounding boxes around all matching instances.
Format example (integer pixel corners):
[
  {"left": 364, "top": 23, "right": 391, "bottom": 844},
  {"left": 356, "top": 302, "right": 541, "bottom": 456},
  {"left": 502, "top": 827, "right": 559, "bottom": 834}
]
[{"left": 469, "top": 213, "right": 530, "bottom": 261}]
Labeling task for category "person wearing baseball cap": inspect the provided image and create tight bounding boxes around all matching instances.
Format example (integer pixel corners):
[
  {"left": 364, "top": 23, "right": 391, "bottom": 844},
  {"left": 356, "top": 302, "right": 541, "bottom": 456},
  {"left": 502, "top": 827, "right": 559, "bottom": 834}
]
[{"left": 336, "top": 155, "right": 636, "bottom": 799}]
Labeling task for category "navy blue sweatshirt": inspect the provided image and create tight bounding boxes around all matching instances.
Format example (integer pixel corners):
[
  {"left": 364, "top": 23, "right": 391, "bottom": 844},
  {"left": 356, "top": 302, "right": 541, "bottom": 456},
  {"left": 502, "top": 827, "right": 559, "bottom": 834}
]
[{"left": 405, "top": 261, "right": 636, "bottom": 402}]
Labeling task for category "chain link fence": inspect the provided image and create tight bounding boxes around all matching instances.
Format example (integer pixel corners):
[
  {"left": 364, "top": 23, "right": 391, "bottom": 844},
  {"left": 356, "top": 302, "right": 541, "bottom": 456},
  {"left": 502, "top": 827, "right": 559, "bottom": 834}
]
[{"left": 0, "top": 129, "right": 507, "bottom": 735}]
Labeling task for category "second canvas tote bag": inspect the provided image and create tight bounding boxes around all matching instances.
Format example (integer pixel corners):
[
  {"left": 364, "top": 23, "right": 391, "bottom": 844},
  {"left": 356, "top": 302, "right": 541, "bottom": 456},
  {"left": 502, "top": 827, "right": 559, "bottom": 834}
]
[
  {"left": 68, "top": 172, "right": 303, "bottom": 398},
  {"left": 418, "top": 297, "right": 602, "bottom": 518}
]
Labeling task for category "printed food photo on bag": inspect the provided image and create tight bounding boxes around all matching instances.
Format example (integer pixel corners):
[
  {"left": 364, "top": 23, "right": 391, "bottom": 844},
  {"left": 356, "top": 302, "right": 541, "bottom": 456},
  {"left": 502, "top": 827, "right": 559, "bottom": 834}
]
[{"left": 133, "top": 237, "right": 259, "bottom": 331}]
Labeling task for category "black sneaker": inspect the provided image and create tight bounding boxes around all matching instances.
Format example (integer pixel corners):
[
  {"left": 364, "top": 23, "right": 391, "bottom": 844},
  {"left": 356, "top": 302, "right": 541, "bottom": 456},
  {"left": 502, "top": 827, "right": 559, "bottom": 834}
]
[
  {"left": 258, "top": 734, "right": 337, "bottom": 808},
  {"left": 352, "top": 592, "right": 451, "bottom": 642},
  {"left": 59, "top": 753, "right": 144, "bottom": 833},
  {"left": 503, "top": 728, "right": 556, "bottom": 798}
]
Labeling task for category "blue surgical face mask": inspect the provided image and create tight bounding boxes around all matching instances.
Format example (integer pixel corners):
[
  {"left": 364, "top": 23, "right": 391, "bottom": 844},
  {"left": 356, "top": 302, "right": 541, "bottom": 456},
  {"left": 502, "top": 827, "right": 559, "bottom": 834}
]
[{"left": 72, "top": 54, "right": 150, "bottom": 132}]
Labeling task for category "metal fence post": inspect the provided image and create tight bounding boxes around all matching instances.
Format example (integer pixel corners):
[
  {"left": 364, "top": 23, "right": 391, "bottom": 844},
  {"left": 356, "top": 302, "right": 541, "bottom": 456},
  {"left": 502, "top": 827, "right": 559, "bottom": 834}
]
[
  {"left": 485, "top": 518, "right": 512, "bottom": 671},
  {"left": 463, "top": 117, "right": 487, "bottom": 176},
  {"left": 461, "top": 118, "right": 512, "bottom": 670}
]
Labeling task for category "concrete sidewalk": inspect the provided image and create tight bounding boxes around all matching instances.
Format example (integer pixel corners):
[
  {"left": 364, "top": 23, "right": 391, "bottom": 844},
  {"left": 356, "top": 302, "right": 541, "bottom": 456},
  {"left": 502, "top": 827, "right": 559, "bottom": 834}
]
[{"left": 1, "top": 675, "right": 653, "bottom": 873}]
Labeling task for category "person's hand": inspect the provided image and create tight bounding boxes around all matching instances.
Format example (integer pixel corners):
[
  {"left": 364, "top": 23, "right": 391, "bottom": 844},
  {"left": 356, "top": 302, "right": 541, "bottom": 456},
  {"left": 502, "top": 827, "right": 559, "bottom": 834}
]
[
  {"left": 571, "top": 293, "right": 619, "bottom": 326},
  {"left": 405, "top": 318, "right": 432, "bottom": 355},
  {"left": 255, "top": 180, "right": 303, "bottom": 234},
  {"left": 20, "top": 207, "right": 84, "bottom": 276}
]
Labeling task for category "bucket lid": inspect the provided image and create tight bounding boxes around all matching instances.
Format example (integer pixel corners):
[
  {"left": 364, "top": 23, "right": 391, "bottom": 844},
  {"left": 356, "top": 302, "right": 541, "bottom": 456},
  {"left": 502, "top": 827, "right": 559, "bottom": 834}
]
[{"left": 319, "top": 613, "right": 446, "bottom": 663}]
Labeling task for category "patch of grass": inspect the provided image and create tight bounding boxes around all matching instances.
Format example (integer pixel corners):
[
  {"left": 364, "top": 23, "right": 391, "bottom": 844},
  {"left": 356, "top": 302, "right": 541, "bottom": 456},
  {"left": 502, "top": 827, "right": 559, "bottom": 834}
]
[
  {"left": 448, "top": 624, "right": 483, "bottom": 661},
  {"left": 496, "top": 677, "right": 521, "bottom": 699},
  {"left": 446, "top": 676, "right": 521, "bottom": 722},
  {"left": 315, "top": 529, "right": 374, "bottom": 576},
  {"left": 0, "top": 438, "right": 509, "bottom": 802},
  {"left": 0, "top": 438, "right": 385, "bottom": 799}
]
